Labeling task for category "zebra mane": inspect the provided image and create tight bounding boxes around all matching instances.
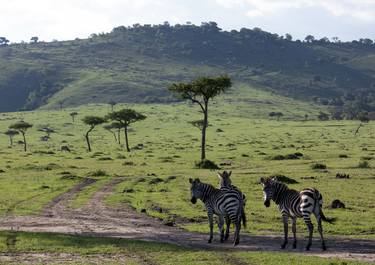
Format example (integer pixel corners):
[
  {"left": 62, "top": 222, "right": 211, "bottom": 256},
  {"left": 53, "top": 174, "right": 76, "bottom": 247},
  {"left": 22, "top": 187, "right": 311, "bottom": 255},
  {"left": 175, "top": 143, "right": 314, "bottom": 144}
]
[{"left": 266, "top": 177, "right": 290, "bottom": 190}]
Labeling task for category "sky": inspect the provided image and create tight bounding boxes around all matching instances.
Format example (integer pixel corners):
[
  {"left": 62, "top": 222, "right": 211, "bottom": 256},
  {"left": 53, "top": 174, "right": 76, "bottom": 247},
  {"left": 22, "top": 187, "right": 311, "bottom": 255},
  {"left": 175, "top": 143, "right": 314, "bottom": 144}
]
[{"left": 1, "top": 0, "right": 375, "bottom": 43}]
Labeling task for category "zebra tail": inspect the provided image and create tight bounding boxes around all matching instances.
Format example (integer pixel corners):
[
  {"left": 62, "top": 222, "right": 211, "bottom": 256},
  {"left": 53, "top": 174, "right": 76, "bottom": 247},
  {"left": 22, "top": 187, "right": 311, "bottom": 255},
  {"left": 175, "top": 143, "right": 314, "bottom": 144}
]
[
  {"left": 241, "top": 209, "right": 247, "bottom": 228},
  {"left": 320, "top": 208, "right": 337, "bottom": 224}
]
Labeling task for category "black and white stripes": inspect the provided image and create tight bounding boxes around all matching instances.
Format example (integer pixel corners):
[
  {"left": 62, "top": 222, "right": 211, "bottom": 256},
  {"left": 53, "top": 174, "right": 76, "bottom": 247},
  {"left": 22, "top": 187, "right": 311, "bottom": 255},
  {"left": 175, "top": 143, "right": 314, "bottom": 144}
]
[
  {"left": 189, "top": 178, "right": 244, "bottom": 246},
  {"left": 260, "top": 177, "right": 336, "bottom": 250}
]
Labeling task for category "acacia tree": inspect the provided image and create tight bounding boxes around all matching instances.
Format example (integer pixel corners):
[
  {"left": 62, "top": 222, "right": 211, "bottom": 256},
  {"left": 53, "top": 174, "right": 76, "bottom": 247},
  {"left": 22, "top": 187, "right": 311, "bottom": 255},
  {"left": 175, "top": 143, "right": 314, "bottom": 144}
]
[
  {"left": 108, "top": 100, "right": 117, "bottom": 112},
  {"left": 9, "top": 121, "right": 33, "bottom": 151},
  {"left": 4, "top": 129, "right": 19, "bottom": 147},
  {"left": 82, "top": 116, "right": 106, "bottom": 152},
  {"left": 354, "top": 112, "right": 370, "bottom": 136},
  {"left": 169, "top": 76, "right": 231, "bottom": 161},
  {"left": 106, "top": 109, "right": 146, "bottom": 152},
  {"left": 70, "top": 112, "right": 78, "bottom": 122},
  {"left": 103, "top": 123, "right": 118, "bottom": 143}
]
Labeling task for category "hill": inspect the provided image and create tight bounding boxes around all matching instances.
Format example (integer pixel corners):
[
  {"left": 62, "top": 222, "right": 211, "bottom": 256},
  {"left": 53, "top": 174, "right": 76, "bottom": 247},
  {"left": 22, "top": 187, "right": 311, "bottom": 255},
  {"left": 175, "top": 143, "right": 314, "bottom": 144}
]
[{"left": 1, "top": 22, "right": 375, "bottom": 114}]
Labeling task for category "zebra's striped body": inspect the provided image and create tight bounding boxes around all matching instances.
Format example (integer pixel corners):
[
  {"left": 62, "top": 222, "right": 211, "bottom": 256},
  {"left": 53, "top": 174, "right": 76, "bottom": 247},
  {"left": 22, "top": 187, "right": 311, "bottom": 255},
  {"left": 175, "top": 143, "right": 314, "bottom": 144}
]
[
  {"left": 217, "top": 171, "right": 247, "bottom": 241},
  {"left": 260, "top": 177, "right": 335, "bottom": 251},
  {"left": 189, "top": 178, "right": 243, "bottom": 246}
]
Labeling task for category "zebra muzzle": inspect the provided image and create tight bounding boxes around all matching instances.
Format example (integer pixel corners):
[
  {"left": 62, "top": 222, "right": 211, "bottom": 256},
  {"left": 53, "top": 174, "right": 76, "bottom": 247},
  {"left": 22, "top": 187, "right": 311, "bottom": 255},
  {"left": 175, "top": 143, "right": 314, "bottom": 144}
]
[
  {"left": 264, "top": 200, "right": 270, "bottom": 207},
  {"left": 191, "top": 197, "right": 197, "bottom": 204}
]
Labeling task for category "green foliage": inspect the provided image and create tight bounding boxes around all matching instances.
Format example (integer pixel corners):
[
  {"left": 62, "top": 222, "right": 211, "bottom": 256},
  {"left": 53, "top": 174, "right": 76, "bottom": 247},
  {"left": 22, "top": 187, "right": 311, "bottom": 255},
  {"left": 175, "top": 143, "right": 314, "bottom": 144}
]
[
  {"left": 169, "top": 75, "right": 231, "bottom": 103},
  {"left": 2, "top": 23, "right": 375, "bottom": 112},
  {"left": 106, "top": 109, "right": 146, "bottom": 126},
  {"left": 9, "top": 121, "right": 33, "bottom": 132},
  {"left": 358, "top": 160, "right": 370, "bottom": 168},
  {"left": 195, "top": 159, "right": 219, "bottom": 169},
  {"left": 82, "top": 116, "right": 106, "bottom": 126}
]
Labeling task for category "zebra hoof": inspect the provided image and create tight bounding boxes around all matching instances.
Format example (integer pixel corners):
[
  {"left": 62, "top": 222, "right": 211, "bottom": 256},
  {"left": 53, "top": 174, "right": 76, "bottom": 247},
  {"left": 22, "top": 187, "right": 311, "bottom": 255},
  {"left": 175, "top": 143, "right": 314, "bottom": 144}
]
[
  {"left": 208, "top": 239, "right": 212, "bottom": 243},
  {"left": 305, "top": 246, "right": 310, "bottom": 251},
  {"left": 322, "top": 245, "right": 327, "bottom": 251},
  {"left": 293, "top": 243, "right": 297, "bottom": 249},
  {"left": 233, "top": 241, "right": 239, "bottom": 247},
  {"left": 280, "top": 244, "right": 287, "bottom": 249}
]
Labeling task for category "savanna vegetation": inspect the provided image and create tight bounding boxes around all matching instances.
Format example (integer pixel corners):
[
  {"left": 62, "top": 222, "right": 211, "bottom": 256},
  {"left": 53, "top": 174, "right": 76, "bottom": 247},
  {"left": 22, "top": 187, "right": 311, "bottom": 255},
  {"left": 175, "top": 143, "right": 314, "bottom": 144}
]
[{"left": 0, "top": 81, "right": 374, "bottom": 263}]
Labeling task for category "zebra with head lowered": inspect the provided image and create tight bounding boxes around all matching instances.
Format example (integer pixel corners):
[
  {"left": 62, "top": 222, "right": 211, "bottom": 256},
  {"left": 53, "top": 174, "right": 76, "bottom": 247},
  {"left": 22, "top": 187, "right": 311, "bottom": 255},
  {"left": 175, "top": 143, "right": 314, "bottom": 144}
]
[
  {"left": 217, "top": 171, "right": 247, "bottom": 241},
  {"left": 260, "top": 177, "right": 336, "bottom": 251},
  {"left": 189, "top": 178, "right": 244, "bottom": 246}
]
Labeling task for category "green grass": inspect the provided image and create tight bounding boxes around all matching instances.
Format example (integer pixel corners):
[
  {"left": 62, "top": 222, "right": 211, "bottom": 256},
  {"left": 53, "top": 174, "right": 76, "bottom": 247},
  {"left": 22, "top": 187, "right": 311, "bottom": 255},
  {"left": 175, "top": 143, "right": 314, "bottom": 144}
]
[
  {"left": 0, "top": 231, "right": 370, "bottom": 265},
  {"left": 0, "top": 97, "right": 374, "bottom": 264}
]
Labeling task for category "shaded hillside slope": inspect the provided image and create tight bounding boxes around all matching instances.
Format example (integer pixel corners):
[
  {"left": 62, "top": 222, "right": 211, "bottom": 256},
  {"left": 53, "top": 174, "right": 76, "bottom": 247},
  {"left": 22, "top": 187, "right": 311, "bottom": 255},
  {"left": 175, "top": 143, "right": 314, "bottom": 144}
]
[{"left": 0, "top": 22, "right": 375, "bottom": 112}]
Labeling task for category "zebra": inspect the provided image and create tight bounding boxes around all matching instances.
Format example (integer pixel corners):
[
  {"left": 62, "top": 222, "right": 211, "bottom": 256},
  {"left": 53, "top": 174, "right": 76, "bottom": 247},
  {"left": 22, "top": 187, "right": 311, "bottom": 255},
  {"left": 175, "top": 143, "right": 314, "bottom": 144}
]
[
  {"left": 217, "top": 171, "right": 247, "bottom": 241},
  {"left": 260, "top": 177, "right": 336, "bottom": 251},
  {"left": 189, "top": 178, "right": 244, "bottom": 246}
]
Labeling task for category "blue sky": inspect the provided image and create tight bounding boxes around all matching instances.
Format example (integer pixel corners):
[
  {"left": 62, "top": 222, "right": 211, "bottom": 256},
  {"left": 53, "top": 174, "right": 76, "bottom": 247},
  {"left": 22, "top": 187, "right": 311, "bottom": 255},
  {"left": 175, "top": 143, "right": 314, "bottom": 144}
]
[{"left": 1, "top": 0, "right": 375, "bottom": 42}]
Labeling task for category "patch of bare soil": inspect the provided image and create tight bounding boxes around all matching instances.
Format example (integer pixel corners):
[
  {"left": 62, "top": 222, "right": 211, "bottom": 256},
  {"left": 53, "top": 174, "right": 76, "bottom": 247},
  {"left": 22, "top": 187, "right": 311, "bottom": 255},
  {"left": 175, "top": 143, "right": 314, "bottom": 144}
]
[{"left": 0, "top": 177, "right": 374, "bottom": 264}]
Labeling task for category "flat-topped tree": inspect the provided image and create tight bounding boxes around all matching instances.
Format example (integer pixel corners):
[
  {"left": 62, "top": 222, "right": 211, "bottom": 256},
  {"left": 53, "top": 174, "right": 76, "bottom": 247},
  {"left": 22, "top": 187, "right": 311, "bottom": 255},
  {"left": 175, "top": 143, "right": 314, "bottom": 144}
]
[
  {"left": 70, "top": 112, "right": 78, "bottom": 122},
  {"left": 169, "top": 75, "right": 231, "bottom": 161},
  {"left": 108, "top": 100, "right": 117, "bottom": 112},
  {"left": 82, "top": 116, "right": 106, "bottom": 152},
  {"left": 106, "top": 109, "right": 146, "bottom": 152},
  {"left": 9, "top": 121, "right": 33, "bottom": 151},
  {"left": 4, "top": 129, "right": 19, "bottom": 147}
]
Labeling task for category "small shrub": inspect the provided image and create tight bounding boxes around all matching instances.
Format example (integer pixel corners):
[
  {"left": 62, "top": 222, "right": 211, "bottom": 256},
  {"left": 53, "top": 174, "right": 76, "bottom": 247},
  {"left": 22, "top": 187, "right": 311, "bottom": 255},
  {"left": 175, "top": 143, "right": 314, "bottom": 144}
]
[
  {"left": 358, "top": 161, "right": 370, "bottom": 168},
  {"left": 311, "top": 163, "right": 327, "bottom": 170},
  {"left": 336, "top": 173, "right": 350, "bottom": 179},
  {"left": 271, "top": 174, "right": 299, "bottom": 184},
  {"left": 339, "top": 154, "right": 348, "bottom": 158},
  {"left": 195, "top": 159, "right": 220, "bottom": 170},
  {"left": 89, "top": 169, "right": 107, "bottom": 177}
]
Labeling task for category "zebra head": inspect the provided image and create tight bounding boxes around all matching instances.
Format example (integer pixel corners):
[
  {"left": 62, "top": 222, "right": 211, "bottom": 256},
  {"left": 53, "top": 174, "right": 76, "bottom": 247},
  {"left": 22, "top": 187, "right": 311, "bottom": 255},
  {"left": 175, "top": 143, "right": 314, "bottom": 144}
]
[
  {"left": 217, "top": 170, "right": 232, "bottom": 187},
  {"left": 189, "top": 178, "right": 204, "bottom": 204},
  {"left": 260, "top": 177, "right": 276, "bottom": 207}
]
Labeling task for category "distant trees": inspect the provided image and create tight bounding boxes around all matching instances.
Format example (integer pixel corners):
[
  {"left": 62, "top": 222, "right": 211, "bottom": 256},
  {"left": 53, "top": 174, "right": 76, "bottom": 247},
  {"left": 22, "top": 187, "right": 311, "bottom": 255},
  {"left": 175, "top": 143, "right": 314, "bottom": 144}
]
[
  {"left": 103, "top": 123, "right": 119, "bottom": 143},
  {"left": 169, "top": 76, "right": 231, "bottom": 161},
  {"left": 82, "top": 116, "right": 106, "bottom": 152},
  {"left": 106, "top": 109, "right": 146, "bottom": 152},
  {"left": 70, "top": 112, "right": 78, "bottom": 122},
  {"left": 4, "top": 129, "right": 19, "bottom": 147},
  {"left": 354, "top": 112, "right": 370, "bottom": 136},
  {"left": 0, "top": 37, "right": 10, "bottom": 46},
  {"left": 9, "top": 121, "right": 33, "bottom": 151},
  {"left": 30, "top": 36, "right": 39, "bottom": 43},
  {"left": 318, "top": 112, "right": 329, "bottom": 121},
  {"left": 285, "top": 33, "right": 292, "bottom": 41},
  {"left": 269, "top": 112, "right": 284, "bottom": 121},
  {"left": 108, "top": 100, "right": 117, "bottom": 112},
  {"left": 305, "top": 35, "right": 315, "bottom": 43}
]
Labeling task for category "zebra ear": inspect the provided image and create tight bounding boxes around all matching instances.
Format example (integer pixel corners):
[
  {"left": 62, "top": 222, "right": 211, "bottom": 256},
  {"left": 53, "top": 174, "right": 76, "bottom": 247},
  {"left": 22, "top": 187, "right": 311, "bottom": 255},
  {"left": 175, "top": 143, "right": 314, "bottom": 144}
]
[
  {"left": 189, "top": 178, "right": 193, "bottom": 184},
  {"left": 217, "top": 172, "right": 223, "bottom": 179},
  {"left": 228, "top": 171, "right": 232, "bottom": 177},
  {"left": 195, "top": 178, "right": 201, "bottom": 183},
  {"left": 260, "top": 177, "right": 265, "bottom": 184}
]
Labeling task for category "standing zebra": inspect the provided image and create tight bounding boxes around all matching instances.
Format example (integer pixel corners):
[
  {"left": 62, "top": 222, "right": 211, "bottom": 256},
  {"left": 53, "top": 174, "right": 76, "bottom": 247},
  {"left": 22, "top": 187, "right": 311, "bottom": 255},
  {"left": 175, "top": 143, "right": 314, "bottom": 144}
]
[
  {"left": 189, "top": 178, "right": 244, "bottom": 246},
  {"left": 260, "top": 177, "right": 336, "bottom": 250},
  {"left": 217, "top": 171, "right": 247, "bottom": 241}
]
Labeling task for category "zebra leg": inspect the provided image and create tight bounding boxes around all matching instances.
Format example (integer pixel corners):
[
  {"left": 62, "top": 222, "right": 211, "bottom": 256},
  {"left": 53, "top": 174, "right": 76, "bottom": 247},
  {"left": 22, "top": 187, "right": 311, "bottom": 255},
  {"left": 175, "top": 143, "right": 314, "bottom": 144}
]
[
  {"left": 218, "top": 215, "right": 225, "bottom": 243},
  {"left": 292, "top": 217, "right": 297, "bottom": 249},
  {"left": 208, "top": 211, "right": 214, "bottom": 243},
  {"left": 281, "top": 214, "right": 289, "bottom": 249},
  {"left": 224, "top": 215, "right": 230, "bottom": 241},
  {"left": 303, "top": 214, "right": 314, "bottom": 251},
  {"left": 316, "top": 214, "right": 326, "bottom": 250},
  {"left": 233, "top": 217, "right": 241, "bottom": 246}
]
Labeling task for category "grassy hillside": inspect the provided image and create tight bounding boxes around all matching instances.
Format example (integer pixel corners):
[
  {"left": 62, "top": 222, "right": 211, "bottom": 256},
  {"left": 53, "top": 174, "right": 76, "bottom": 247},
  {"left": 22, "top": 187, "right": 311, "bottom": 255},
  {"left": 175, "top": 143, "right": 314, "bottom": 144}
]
[{"left": 1, "top": 23, "right": 375, "bottom": 112}]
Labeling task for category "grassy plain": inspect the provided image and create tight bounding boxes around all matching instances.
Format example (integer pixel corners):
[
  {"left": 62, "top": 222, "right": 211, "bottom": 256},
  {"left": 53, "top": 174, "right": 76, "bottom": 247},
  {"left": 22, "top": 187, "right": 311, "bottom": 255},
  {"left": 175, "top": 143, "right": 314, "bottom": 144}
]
[{"left": 0, "top": 84, "right": 374, "bottom": 263}]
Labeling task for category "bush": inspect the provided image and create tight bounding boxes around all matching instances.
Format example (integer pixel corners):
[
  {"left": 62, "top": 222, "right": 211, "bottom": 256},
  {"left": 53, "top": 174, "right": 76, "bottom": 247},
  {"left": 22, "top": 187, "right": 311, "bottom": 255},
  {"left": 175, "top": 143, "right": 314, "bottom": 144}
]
[
  {"left": 195, "top": 159, "right": 220, "bottom": 169},
  {"left": 89, "top": 169, "right": 107, "bottom": 177},
  {"left": 311, "top": 163, "right": 327, "bottom": 170},
  {"left": 358, "top": 161, "right": 370, "bottom": 168}
]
